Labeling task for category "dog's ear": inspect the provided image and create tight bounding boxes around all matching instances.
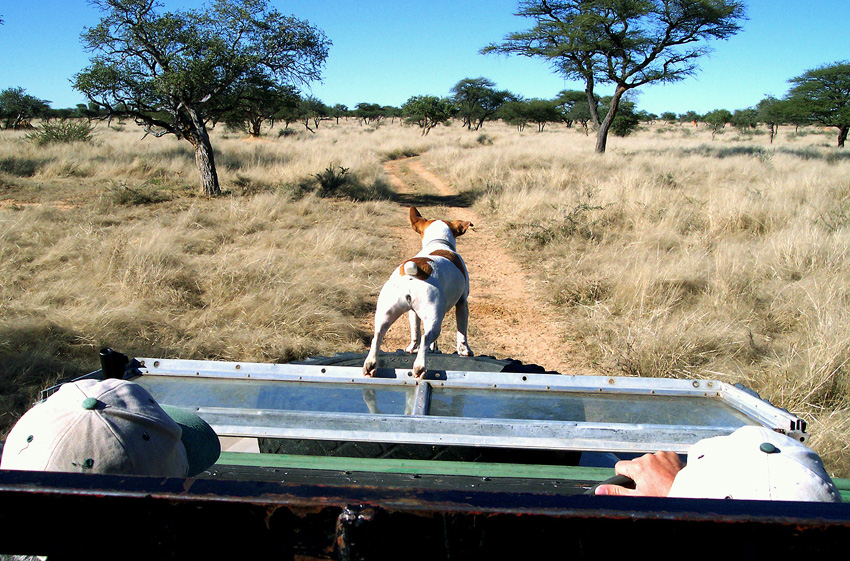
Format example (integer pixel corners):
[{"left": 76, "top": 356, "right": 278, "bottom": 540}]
[
  {"left": 447, "top": 220, "right": 473, "bottom": 237},
  {"left": 409, "top": 206, "right": 430, "bottom": 235}
]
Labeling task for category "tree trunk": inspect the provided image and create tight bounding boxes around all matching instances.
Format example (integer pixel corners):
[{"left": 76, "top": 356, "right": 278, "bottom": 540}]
[
  {"left": 182, "top": 107, "right": 221, "bottom": 196},
  {"left": 838, "top": 126, "right": 848, "bottom": 148},
  {"left": 585, "top": 74, "right": 600, "bottom": 127},
  {"left": 190, "top": 133, "right": 221, "bottom": 197},
  {"left": 595, "top": 85, "right": 626, "bottom": 154},
  {"left": 249, "top": 117, "right": 262, "bottom": 137}
]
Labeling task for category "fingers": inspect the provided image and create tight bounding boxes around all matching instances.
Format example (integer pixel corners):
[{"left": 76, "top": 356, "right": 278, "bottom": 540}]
[
  {"left": 595, "top": 483, "right": 638, "bottom": 496},
  {"left": 594, "top": 451, "right": 685, "bottom": 497},
  {"left": 614, "top": 458, "right": 641, "bottom": 480}
]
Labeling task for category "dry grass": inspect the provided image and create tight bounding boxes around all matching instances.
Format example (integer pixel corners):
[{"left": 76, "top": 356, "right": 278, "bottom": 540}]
[
  {"left": 427, "top": 121, "right": 850, "bottom": 476},
  {"left": 2, "top": 118, "right": 850, "bottom": 478}
]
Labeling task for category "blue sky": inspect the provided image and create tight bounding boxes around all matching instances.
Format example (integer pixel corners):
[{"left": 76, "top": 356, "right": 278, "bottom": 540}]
[{"left": 1, "top": 1, "right": 848, "bottom": 115}]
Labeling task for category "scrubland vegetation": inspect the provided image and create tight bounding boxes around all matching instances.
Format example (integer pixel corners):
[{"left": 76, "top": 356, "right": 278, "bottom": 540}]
[{"left": 1, "top": 118, "right": 849, "bottom": 477}]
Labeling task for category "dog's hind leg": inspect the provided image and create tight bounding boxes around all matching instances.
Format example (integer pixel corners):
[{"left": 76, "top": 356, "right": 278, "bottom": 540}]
[
  {"left": 413, "top": 314, "right": 443, "bottom": 378},
  {"left": 364, "top": 299, "right": 409, "bottom": 377},
  {"left": 405, "top": 311, "right": 421, "bottom": 353},
  {"left": 455, "top": 298, "right": 473, "bottom": 357}
]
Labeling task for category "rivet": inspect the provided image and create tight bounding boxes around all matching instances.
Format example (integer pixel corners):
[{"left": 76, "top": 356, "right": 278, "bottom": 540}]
[{"left": 760, "top": 442, "right": 779, "bottom": 454}]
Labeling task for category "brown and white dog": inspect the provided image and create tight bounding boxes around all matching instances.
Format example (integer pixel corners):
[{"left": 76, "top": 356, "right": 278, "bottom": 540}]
[{"left": 363, "top": 206, "right": 473, "bottom": 378}]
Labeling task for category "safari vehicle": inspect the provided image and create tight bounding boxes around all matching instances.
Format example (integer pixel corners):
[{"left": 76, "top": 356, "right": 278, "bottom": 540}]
[{"left": 2, "top": 349, "right": 850, "bottom": 559}]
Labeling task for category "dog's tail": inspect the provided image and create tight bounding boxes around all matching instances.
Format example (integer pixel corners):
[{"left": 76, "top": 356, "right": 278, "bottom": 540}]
[
  {"left": 403, "top": 261, "right": 419, "bottom": 276},
  {"left": 399, "top": 258, "right": 432, "bottom": 281}
]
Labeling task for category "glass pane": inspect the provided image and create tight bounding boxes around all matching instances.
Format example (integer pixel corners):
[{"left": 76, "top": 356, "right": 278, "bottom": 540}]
[
  {"left": 429, "top": 388, "right": 756, "bottom": 427},
  {"left": 135, "top": 376, "right": 415, "bottom": 416}
]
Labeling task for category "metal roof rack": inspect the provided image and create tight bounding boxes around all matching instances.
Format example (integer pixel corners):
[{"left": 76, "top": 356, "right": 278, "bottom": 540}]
[{"left": 127, "top": 357, "right": 806, "bottom": 454}]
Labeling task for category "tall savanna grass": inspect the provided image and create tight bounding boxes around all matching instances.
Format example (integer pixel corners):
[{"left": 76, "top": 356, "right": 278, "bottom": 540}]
[
  {"left": 427, "top": 121, "right": 850, "bottom": 476},
  {"left": 2, "top": 117, "right": 849, "bottom": 477}
]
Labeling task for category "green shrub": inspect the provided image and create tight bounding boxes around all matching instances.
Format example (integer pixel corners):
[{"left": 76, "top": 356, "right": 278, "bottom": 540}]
[
  {"left": 26, "top": 120, "right": 96, "bottom": 146},
  {"left": 0, "top": 156, "right": 46, "bottom": 177},
  {"left": 107, "top": 183, "right": 171, "bottom": 205},
  {"left": 384, "top": 147, "right": 421, "bottom": 160},
  {"left": 313, "top": 165, "right": 350, "bottom": 196}
]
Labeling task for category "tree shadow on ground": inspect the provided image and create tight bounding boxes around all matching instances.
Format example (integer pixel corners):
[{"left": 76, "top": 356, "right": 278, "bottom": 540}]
[{"left": 388, "top": 189, "right": 481, "bottom": 209}]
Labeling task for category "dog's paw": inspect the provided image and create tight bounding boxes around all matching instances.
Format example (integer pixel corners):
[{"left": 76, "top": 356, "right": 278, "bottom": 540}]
[
  {"left": 457, "top": 343, "right": 473, "bottom": 357},
  {"left": 413, "top": 365, "right": 426, "bottom": 378},
  {"left": 363, "top": 358, "right": 377, "bottom": 377},
  {"left": 428, "top": 342, "right": 439, "bottom": 352},
  {"left": 405, "top": 342, "right": 419, "bottom": 353}
]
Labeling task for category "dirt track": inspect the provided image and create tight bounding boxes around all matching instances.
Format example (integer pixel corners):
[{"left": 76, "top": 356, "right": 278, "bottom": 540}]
[{"left": 363, "top": 156, "right": 593, "bottom": 375}]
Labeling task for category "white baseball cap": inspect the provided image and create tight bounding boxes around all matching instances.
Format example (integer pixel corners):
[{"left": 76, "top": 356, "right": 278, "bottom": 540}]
[
  {"left": 1, "top": 378, "right": 220, "bottom": 477},
  {"left": 668, "top": 425, "right": 841, "bottom": 502}
]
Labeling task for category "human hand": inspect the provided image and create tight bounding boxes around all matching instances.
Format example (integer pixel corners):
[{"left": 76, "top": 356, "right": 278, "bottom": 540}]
[{"left": 594, "top": 451, "right": 685, "bottom": 497}]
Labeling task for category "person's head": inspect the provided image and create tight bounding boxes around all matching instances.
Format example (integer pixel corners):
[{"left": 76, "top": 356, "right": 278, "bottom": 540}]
[
  {"left": 669, "top": 426, "right": 841, "bottom": 502},
  {"left": 1, "top": 378, "right": 220, "bottom": 477}
]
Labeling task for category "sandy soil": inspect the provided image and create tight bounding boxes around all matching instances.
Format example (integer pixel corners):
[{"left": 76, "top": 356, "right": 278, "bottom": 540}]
[{"left": 363, "top": 156, "right": 594, "bottom": 375}]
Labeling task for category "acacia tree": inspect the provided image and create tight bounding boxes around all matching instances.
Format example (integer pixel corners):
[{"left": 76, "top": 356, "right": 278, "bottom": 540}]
[
  {"left": 556, "top": 89, "right": 595, "bottom": 133},
  {"left": 299, "top": 96, "right": 332, "bottom": 132},
  {"left": 450, "top": 78, "right": 515, "bottom": 130},
  {"left": 731, "top": 108, "right": 758, "bottom": 131},
  {"left": 402, "top": 96, "right": 454, "bottom": 135},
  {"left": 785, "top": 62, "right": 850, "bottom": 148},
  {"left": 221, "top": 74, "right": 300, "bottom": 137},
  {"left": 703, "top": 108, "right": 732, "bottom": 139},
  {"left": 74, "top": 0, "right": 330, "bottom": 196},
  {"left": 0, "top": 87, "right": 50, "bottom": 129},
  {"left": 499, "top": 100, "right": 531, "bottom": 131},
  {"left": 484, "top": 0, "right": 745, "bottom": 153},
  {"left": 524, "top": 98, "right": 560, "bottom": 132}
]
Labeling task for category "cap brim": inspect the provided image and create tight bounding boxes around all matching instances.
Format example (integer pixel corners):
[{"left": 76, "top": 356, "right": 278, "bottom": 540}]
[{"left": 160, "top": 405, "right": 221, "bottom": 477}]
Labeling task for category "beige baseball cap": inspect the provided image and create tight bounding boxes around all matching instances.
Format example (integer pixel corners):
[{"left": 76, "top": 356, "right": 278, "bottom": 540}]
[
  {"left": 1, "top": 378, "right": 220, "bottom": 477},
  {"left": 668, "top": 425, "right": 841, "bottom": 502}
]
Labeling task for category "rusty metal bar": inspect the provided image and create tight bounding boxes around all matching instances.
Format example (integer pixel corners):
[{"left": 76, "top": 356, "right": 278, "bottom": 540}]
[{"left": 1, "top": 469, "right": 849, "bottom": 559}]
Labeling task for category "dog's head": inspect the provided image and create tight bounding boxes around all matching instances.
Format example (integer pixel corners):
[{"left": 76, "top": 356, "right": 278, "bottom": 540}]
[{"left": 409, "top": 206, "right": 472, "bottom": 249}]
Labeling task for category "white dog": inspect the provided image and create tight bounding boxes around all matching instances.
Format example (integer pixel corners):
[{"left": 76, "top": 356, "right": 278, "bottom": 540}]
[{"left": 363, "top": 206, "right": 473, "bottom": 378}]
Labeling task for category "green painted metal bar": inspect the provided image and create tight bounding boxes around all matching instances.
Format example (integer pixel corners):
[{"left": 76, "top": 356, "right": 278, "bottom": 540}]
[
  {"left": 216, "top": 451, "right": 850, "bottom": 501},
  {"left": 217, "top": 451, "right": 612, "bottom": 480}
]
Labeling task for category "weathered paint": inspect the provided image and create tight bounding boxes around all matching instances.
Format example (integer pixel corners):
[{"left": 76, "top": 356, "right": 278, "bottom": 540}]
[{"left": 2, "top": 467, "right": 850, "bottom": 559}]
